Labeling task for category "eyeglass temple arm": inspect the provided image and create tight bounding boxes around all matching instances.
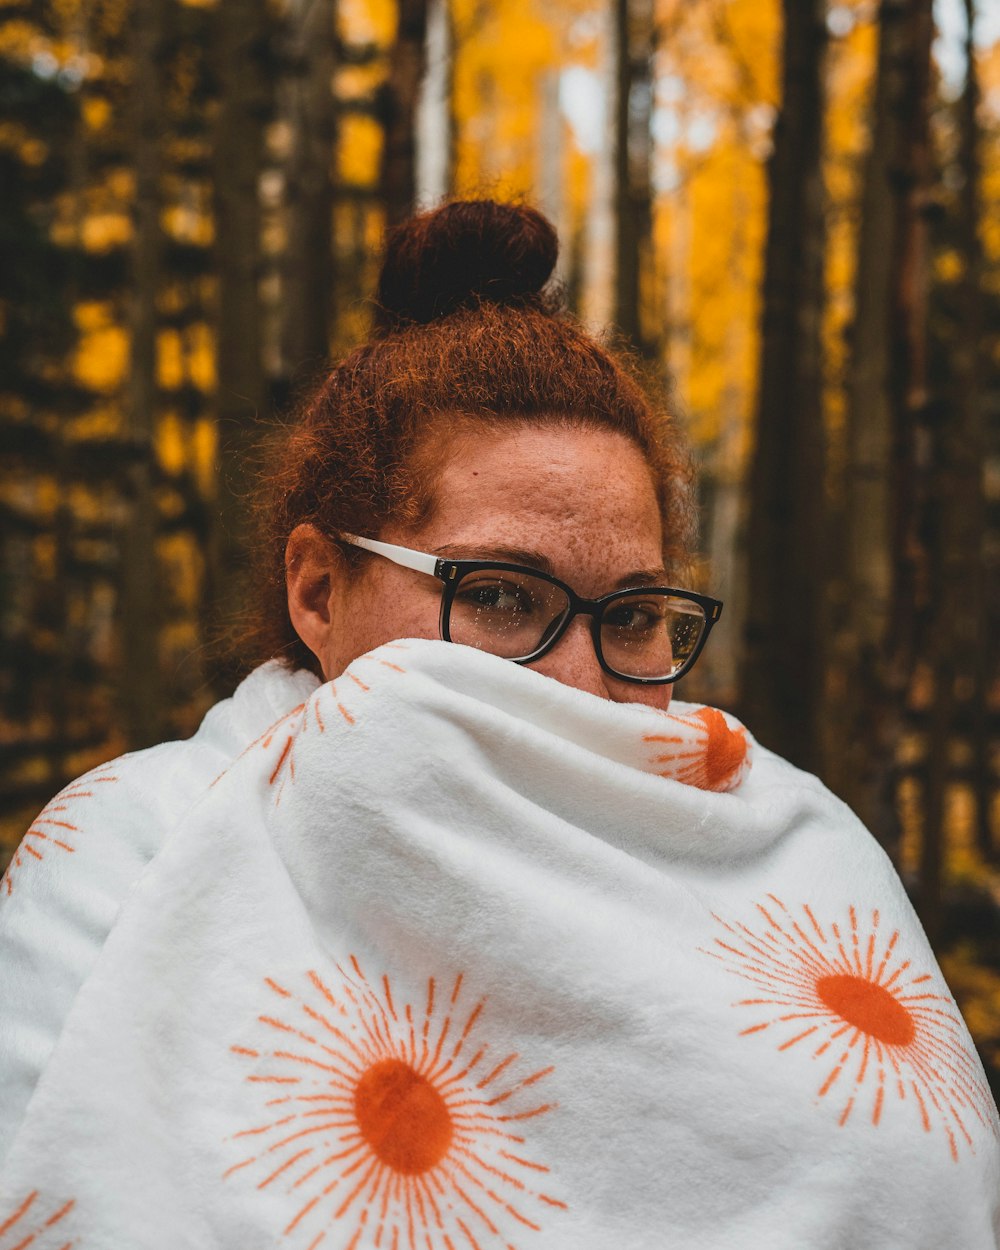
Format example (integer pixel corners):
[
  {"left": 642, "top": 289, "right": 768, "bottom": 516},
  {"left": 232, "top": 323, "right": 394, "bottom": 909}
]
[{"left": 340, "top": 532, "right": 441, "bottom": 577}]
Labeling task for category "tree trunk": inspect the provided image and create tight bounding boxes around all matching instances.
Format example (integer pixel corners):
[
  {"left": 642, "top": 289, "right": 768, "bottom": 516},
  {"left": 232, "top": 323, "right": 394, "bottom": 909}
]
[
  {"left": 924, "top": 0, "right": 991, "bottom": 923},
  {"left": 415, "top": 0, "right": 453, "bottom": 207},
  {"left": 122, "top": 0, "right": 165, "bottom": 747},
  {"left": 582, "top": 2, "right": 615, "bottom": 331},
  {"left": 879, "top": 0, "right": 937, "bottom": 930},
  {"left": 379, "top": 0, "right": 429, "bottom": 227},
  {"left": 829, "top": 0, "right": 917, "bottom": 853},
  {"left": 279, "top": 0, "right": 337, "bottom": 389},
  {"left": 704, "top": 192, "right": 752, "bottom": 708},
  {"left": 886, "top": 0, "right": 934, "bottom": 693},
  {"left": 613, "top": 0, "right": 657, "bottom": 357},
  {"left": 740, "top": 0, "right": 828, "bottom": 774},
  {"left": 536, "top": 69, "right": 564, "bottom": 246},
  {"left": 956, "top": 0, "right": 992, "bottom": 864},
  {"left": 47, "top": 7, "right": 91, "bottom": 776},
  {"left": 210, "top": 0, "right": 270, "bottom": 688}
]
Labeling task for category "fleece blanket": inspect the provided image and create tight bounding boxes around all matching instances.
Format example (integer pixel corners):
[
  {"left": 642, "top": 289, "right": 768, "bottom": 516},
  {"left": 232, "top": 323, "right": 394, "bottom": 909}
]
[{"left": 0, "top": 638, "right": 997, "bottom": 1250}]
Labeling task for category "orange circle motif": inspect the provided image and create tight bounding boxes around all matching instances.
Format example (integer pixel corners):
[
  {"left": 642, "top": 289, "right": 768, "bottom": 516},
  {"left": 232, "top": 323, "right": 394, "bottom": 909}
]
[
  {"left": 226, "top": 958, "right": 566, "bottom": 1250},
  {"left": 353, "top": 1058, "right": 453, "bottom": 1174},
  {"left": 643, "top": 706, "right": 749, "bottom": 791},
  {"left": 815, "top": 974, "right": 915, "bottom": 1048},
  {"left": 700, "top": 897, "right": 998, "bottom": 1159}
]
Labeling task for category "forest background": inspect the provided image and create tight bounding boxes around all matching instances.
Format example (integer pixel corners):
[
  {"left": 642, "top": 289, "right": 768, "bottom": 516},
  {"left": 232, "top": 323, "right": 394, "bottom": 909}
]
[{"left": 1, "top": 0, "right": 999, "bottom": 1096}]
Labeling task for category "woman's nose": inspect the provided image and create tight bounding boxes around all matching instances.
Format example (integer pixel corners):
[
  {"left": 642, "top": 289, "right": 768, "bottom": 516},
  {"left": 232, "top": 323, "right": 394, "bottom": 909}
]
[{"left": 527, "top": 616, "right": 613, "bottom": 699}]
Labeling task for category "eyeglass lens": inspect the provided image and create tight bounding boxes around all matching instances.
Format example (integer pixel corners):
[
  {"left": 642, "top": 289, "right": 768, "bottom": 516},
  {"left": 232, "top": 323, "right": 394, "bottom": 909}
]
[{"left": 448, "top": 570, "right": 706, "bottom": 678}]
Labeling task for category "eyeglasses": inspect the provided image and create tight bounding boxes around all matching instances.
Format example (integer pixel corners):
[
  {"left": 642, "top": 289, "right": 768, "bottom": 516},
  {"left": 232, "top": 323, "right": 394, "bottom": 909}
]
[{"left": 339, "top": 533, "right": 722, "bottom": 685}]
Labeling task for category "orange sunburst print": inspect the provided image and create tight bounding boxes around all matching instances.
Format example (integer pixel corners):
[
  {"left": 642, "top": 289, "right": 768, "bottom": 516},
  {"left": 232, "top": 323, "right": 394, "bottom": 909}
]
[
  {"left": 0, "top": 1191, "right": 75, "bottom": 1250},
  {"left": 331, "top": 643, "right": 410, "bottom": 724},
  {"left": 644, "top": 706, "right": 749, "bottom": 791},
  {"left": 225, "top": 957, "right": 566, "bottom": 1250},
  {"left": 217, "top": 645, "right": 411, "bottom": 804},
  {"left": 701, "top": 896, "right": 998, "bottom": 1160},
  {"left": 1, "top": 763, "right": 118, "bottom": 898}
]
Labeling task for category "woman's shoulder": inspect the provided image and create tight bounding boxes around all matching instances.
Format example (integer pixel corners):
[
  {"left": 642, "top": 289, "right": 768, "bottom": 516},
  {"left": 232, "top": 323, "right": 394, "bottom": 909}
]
[
  {"left": 2, "top": 662, "right": 317, "bottom": 904},
  {"left": 2, "top": 660, "right": 321, "bottom": 928},
  {"left": 0, "top": 660, "right": 320, "bottom": 1165}
]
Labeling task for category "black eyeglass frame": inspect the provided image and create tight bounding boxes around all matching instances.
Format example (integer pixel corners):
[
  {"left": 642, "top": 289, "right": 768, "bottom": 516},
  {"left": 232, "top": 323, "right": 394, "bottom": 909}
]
[
  {"left": 337, "top": 533, "right": 722, "bottom": 685},
  {"left": 435, "top": 557, "right": 721, "bottom": 685}
]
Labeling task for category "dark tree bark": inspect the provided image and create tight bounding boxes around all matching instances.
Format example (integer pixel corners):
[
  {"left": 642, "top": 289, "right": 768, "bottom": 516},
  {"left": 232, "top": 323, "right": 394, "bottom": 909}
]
[
  {"left": 379, "top": 0, "right": 429, "bottom": 227},
  {"left": 613, "top": 0, "right": 657, "bottom": 357},
  {"left": 955, "top": 0, "right": 993, "bottom": 864},
  {"left": 886, "top": 0, "right": 935, "bottom": 694},
  {"left": 121, "top": 0, "right": 166, "bottom": 747},
  {"left": 830, "top": 0, "right": 919, "bottom": 853},
  {"left": 210, "top": 0, "right": 271, "bottom": 688},
  {"left": 740, "top": 0, "right": 828, "bottom": 773},
  {"left": 877, "top": 0, "right": 937, "bottom": 929},
  {"left": 279, "top": 0, "right": 337, "bottom": 389},
  {"left": 48, "top": 26, "right": 89, "bottom": 774},
  {"left": 924, "top": 0, "right": 991, "bottom": 920}
]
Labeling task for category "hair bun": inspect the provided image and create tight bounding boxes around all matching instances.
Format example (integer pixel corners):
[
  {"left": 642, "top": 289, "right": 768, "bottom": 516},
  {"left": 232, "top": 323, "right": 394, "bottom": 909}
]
[{"left": 374, "top": 199, "right": 558, "bottom": 332}]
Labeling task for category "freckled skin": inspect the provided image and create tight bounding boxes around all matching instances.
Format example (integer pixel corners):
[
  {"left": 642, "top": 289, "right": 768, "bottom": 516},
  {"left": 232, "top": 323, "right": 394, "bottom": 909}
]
[{"left": 286, "top": 424, "right": 673, "bottom": 709}]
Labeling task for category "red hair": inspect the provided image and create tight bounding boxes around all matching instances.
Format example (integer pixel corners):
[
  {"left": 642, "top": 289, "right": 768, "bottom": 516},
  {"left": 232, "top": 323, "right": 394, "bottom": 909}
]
[{"left": 248, "top": 200, "right": 695, "bottom": 675}]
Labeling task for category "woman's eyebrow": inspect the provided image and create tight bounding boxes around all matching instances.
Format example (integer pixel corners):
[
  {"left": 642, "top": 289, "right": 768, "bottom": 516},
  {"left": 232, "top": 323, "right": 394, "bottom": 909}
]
[
  {"left": 614, "top": 569, "right": 669, "bottom": 588},
  {"left": 433, "top": 545, "right": 669, "bottom": 588},
  {"left": 433, "top": 543, "right": 555, "bottom": 570}
]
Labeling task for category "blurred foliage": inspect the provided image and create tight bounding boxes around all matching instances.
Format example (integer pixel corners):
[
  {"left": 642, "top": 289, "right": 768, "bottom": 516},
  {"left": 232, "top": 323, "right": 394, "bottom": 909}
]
[{"left": 0, "top": 0, "right": 998, "bottom": 1093}]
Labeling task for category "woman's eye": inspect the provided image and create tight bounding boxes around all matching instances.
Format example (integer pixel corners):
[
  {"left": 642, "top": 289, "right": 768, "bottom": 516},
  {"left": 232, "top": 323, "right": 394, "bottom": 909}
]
[
  {"left": 605, "top": 603, "right": 664, "bottom": 632},
  {"left": 459, "top": 581, "right": 531, "bottom": 614}
]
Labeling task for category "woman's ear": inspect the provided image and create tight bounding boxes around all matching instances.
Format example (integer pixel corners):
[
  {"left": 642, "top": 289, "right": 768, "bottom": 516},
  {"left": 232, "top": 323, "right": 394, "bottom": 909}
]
[{"left": 285, "top": 524, "right": 346, "bottom": 675}]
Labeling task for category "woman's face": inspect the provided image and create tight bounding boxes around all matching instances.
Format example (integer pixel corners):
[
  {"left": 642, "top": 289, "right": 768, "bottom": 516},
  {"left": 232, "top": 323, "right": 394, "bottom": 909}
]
[{"left": 287, "top": 423, "right": 674, "bottom": 709}]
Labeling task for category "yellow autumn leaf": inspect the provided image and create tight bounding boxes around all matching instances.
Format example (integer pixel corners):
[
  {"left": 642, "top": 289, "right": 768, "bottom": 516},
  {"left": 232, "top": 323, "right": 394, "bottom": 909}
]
[
  {"left": 157, "top": 330, "right": 184, "bottom": 391},
  {"left": 82, "top": 212, "right": 132, "bottom": 252},
  {"left": 339, "top": 0, "right": 395, "bottom": 47},
  {"left": 339, "top": 114, "right": 382, "bottom": 187},
  {"left": 72, "top": 302, "right": 129, "bottom": 391},
  {"left": 83, "top": 95, "right": 111, "bottom": 131},
  {"left": 156, "top": 410, "right": 186, "bottom": 476},
  {"left": 187, "top": 323, "right": 216, "bottom": 393},
  {"left": 192, "top": 416, "right": 218, "bottom": 498}
]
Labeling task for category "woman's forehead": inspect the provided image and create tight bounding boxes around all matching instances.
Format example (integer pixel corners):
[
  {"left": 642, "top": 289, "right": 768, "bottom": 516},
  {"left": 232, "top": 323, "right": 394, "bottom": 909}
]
[
  {"left": 404, "top": 424, "right": 665, "bottom": 571},
  {"left": 432, "top": 423, "right": 657, "bottom": 505}
]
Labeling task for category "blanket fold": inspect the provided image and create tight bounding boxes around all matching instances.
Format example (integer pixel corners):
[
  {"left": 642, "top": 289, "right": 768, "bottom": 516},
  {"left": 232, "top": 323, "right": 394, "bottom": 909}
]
[{"left": 1, "top": 639, "right": 997, "bottom": 1250}]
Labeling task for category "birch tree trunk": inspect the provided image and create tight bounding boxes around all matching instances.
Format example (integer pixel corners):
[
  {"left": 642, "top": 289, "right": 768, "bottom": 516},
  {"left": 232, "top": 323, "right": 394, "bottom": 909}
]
[
  {"left": 416, "top": 0, "right": 453, "bottom": 207},
  {"left": 582, "top": 4, "right": 615, "bottom": 331},
  {"left": 536, "top": 70, "right": 564, "bottom": 253},
  {"left": 740, "top": 0, "right": 828, "bottom": 773}
]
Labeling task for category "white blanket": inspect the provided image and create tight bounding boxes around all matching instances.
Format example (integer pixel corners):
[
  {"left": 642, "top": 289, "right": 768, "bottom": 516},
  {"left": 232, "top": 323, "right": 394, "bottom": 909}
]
[{"left": 1, "top": 639, "right": 997, "bottom": 1249}]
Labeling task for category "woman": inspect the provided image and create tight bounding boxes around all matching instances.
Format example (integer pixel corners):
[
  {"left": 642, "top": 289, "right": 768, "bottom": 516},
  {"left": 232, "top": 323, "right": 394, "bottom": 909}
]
[{"left": 0, "top": 200, "right": 997, "bottom": 1250}]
